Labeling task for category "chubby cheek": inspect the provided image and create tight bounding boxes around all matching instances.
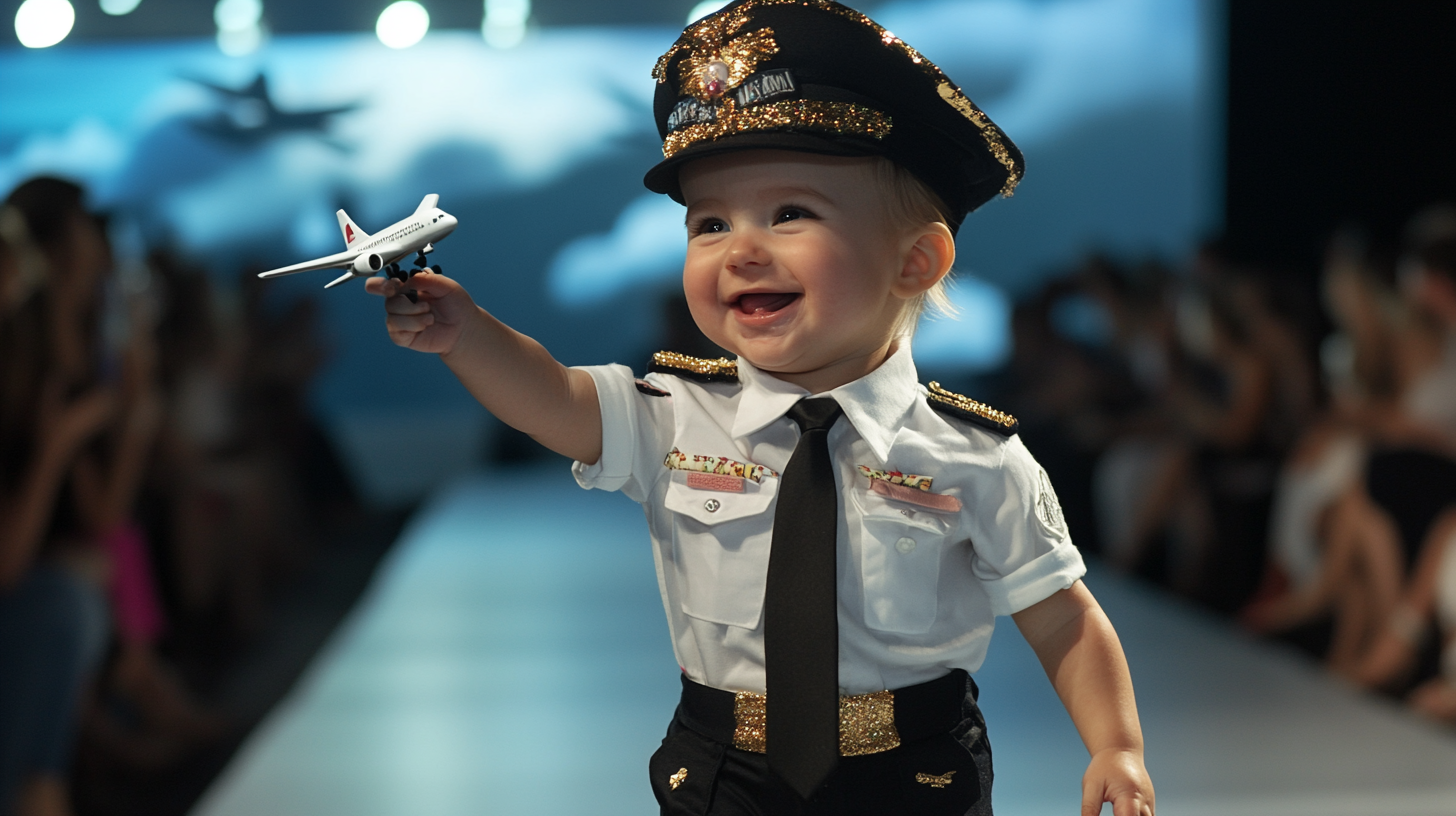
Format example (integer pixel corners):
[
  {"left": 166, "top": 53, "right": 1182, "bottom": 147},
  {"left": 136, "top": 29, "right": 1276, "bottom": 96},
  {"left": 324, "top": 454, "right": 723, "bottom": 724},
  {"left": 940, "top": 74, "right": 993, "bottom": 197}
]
[{"left": 681, "top": 261, "right": 733, "bottom": 346}]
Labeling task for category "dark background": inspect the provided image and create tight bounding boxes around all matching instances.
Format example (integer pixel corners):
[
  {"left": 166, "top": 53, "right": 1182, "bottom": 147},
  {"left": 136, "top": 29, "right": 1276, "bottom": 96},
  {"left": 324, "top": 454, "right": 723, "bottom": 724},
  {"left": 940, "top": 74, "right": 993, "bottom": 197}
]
[{"left": 1225, "top": 0, "right": 1456, "bottom": 274}]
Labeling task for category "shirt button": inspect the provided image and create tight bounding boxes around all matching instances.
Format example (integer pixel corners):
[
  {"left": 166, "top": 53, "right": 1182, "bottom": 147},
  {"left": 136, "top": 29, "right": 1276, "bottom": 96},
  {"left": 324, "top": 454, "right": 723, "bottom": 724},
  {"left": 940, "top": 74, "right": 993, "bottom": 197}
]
[
  {"left": 895, "top": 536, "right": 916, "bottom": 554},
  {"left": 704, "top": 499, "right": 721, "bottom": 513}
]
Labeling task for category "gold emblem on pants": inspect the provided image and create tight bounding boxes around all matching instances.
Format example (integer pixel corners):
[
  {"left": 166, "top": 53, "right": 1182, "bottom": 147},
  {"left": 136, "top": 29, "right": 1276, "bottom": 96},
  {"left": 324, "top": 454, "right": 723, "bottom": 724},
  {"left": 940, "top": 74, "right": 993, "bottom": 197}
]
[
  {"left": 916, "top": 770, "right": 955, "bottom": 788},
  {"left": 669, "top": 767, "right": 689, "bottom": 790}
]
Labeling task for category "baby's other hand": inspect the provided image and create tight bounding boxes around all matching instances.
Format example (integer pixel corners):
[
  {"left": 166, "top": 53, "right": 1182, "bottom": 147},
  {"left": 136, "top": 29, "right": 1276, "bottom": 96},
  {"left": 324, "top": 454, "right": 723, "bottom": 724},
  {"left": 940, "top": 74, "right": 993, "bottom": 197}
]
[
  {"left": 1082, "top": 747, "right": 1154, "bottom": 816},
  {"left": 365, "top": 270, "right": 476, "bottom": 355}
]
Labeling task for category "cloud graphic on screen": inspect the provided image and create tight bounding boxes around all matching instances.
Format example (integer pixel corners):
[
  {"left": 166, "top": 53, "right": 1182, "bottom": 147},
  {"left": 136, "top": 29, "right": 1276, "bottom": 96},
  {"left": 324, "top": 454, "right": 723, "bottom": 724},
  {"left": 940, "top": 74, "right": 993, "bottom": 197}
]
[
  {"left": 876, "top": 0, "right": 1199, "bottom": 146},
  {"left": 0, "top": 118, "right": 128, "bottom": 198},
  {"left": 547, "top": 193, "right": 687, "bottom": 308}
]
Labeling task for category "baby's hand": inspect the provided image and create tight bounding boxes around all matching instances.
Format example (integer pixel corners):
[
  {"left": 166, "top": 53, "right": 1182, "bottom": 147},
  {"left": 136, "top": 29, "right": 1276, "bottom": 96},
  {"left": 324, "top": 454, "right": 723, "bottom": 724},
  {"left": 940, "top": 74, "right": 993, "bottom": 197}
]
[
  {"left": 365, "top": 270, "right": 476, "bottom": 355},
  {"left": 1082, "top": 747, "right": 1154, "bottom": 816}
]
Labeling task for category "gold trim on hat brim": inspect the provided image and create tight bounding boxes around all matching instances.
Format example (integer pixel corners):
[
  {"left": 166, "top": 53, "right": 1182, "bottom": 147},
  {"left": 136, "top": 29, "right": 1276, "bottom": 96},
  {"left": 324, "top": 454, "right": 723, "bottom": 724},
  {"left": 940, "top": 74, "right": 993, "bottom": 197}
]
[{"left": 662, "top": 99, "right": 892, "bottom": 159}]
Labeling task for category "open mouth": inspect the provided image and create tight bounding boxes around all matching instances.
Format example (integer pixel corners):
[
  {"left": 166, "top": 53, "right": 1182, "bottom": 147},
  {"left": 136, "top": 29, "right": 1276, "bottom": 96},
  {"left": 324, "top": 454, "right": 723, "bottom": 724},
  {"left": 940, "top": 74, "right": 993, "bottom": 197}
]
[{"left": 733, "top": 292, "right": 801, "bottom": 315}]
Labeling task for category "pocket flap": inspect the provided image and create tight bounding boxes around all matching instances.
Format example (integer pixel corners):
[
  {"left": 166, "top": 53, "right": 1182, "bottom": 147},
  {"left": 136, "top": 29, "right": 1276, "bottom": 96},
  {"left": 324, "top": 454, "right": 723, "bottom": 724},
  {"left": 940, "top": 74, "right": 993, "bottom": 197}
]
[
  {"left": 854, "top": 487, "right": 959, "bottom": 536},
  {"left": 665, "top": 473, "right": 776, "bottom": 525}
]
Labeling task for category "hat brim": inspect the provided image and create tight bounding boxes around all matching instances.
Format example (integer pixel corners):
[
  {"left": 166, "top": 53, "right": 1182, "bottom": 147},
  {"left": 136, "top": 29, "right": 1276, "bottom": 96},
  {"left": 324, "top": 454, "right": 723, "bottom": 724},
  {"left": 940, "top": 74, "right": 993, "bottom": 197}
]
[{"left": 643, "top": 130, "right": 889, "bottom": 204}]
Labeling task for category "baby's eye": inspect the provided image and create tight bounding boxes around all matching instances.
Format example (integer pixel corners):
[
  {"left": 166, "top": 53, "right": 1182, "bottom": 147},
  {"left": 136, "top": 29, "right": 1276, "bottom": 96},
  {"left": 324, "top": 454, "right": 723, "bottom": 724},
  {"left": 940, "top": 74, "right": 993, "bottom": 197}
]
[
  {"left": 689, "top": 217, "right": 727, "bottom": 236},
  {"left": 775, "top": 207, "right": 812, "bottom": 224}
]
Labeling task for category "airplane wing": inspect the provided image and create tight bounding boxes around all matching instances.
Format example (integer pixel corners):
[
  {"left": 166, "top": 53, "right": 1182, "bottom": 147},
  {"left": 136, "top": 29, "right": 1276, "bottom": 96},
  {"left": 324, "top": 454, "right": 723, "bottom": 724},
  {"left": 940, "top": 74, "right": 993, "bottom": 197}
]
[{"left": 258, "top": 248, "right": 358, "bottom": 279}]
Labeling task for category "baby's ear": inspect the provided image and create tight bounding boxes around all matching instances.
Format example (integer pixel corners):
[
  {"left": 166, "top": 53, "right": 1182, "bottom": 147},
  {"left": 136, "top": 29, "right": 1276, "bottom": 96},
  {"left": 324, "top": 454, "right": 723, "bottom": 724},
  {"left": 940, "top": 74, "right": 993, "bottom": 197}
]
[{"left": 891, "top": 222, "right": 956, "bottom": 298}]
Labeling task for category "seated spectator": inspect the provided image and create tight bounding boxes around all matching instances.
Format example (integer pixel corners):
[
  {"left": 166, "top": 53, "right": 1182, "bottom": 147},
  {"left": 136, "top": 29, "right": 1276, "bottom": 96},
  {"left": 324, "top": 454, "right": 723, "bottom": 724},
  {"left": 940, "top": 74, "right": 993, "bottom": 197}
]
[
  {"left": 1248, "top": 216, "right": 1456, "bottom": 683},
  {"left": 0, "top": 188, "right": 113, "bottom": 816}
]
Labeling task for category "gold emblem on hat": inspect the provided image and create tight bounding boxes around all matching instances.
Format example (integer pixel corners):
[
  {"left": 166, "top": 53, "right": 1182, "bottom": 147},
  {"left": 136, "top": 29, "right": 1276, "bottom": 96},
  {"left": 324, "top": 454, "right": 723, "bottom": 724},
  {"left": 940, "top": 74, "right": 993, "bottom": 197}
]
[
  {"left": 669, "top": 767, "right": 689, "bottom": 790},
  {"left": 653, "top": 6, "right": 779, "bottom": 102}
]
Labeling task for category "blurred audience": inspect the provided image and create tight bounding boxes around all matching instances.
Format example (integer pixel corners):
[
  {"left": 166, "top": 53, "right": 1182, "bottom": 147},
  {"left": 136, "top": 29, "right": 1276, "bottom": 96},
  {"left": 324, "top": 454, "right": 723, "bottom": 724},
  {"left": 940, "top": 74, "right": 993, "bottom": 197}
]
[
  {"left": 1010, "top": 205, "right": 1456, "bottom": 729},
  {"left": 0, "top": 175, "right": 349, "bottom": 815},
  {"left": 0, "top": 182, "right": 113, "bottom": 816}
]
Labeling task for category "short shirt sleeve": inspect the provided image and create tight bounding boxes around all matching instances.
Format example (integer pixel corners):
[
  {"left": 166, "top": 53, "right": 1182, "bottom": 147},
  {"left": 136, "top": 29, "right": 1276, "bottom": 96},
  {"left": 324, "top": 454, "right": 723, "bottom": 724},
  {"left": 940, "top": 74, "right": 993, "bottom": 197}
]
[
  {"left": 965, "top": 435, "right": 1086, "bottom": 616},
  {"left": 570, "top": 364, "right": 673, "bottom": 504}
]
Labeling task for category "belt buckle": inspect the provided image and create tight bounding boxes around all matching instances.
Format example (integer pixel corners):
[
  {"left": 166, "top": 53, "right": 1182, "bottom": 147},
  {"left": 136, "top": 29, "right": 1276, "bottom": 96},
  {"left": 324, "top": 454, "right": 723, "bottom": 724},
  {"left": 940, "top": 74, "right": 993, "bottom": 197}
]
[{"left": 731, "top": 690, "right": 902, "bottom": 756}]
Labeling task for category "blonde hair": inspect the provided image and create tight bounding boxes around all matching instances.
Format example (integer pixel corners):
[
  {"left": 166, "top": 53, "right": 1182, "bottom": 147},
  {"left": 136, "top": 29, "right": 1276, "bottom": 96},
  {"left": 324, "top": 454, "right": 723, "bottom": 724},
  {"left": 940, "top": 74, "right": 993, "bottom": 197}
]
[{"left": 870, "top": 157, "right": 958, "bottom": 337}]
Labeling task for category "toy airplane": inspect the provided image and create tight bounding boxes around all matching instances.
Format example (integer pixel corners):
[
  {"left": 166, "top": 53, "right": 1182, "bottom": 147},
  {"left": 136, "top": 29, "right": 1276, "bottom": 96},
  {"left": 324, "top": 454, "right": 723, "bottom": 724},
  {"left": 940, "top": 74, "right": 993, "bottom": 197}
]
[{"left": 258, "top": 194, "right": 458, "bottom": 291}]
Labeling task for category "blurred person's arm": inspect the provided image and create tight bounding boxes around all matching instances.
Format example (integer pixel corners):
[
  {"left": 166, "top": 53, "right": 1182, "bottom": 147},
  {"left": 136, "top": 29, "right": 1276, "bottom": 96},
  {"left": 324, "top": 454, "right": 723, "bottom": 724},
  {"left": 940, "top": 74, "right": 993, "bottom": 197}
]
[
  {"left": 1014, "top": 581, "right": 1155, "bottom": 816},
  {"left": 1344, "top": 509, "right": 1456, "bottom": 689},
  {"left": 0, "top": 385, "right": 116, "bottom": 589},
  {"left": 69, "top": 329, "right": 165, "bottom": 533},
  {"left": 1168, "top": 348, "right": 1270, "bottom": 449},
  {"left": 366, "top": 272, "right": 603, "bottom": 465}
]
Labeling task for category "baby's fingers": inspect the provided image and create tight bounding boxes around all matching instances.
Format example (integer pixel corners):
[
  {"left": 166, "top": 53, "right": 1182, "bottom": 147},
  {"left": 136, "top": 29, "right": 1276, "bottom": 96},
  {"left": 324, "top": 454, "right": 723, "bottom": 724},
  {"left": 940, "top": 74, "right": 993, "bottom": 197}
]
[
  {"left": 1111, "top": 790, "right": 1153, "bottom": 816},
  {"left": 364, "top": 276, "right": 395, "bottom": 297},
  {"left": 386, "top": 309, "right": 436, "bottom": 335},
  {"left": 384, "top": 291, "right": 431, "bottom": 316}
]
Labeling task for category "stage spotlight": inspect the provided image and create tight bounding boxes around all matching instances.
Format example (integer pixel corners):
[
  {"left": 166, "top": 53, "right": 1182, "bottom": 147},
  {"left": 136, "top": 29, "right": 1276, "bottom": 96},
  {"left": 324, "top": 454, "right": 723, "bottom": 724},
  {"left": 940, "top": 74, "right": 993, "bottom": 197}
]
[
  {"left": 377, "top": 1, "right": 429, "bottom": 49},
  {"left": 214, "top": 0, "right": 264, "bottom": 56},
  {"left": 100, "top": 0, "right": 142, "bottom": 15},
  {"left": 214, "top": 0, "right": 260, "bottom": 31},
  {"left": 14, "top": 0, "right": 74, "bottom": 48},
  {"left": 483, "top": 0, "right": 528, "bottom": 49},
  {"left": 686, "top": 0, "right": 730, "bottom": 23}
]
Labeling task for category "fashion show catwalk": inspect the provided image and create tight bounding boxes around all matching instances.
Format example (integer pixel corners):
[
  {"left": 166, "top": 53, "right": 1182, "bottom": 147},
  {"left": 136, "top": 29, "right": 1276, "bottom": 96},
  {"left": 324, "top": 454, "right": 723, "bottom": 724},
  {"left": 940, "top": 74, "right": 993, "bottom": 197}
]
[{"left": 192, "top": 465, "right": 1456, "bottom": 816}]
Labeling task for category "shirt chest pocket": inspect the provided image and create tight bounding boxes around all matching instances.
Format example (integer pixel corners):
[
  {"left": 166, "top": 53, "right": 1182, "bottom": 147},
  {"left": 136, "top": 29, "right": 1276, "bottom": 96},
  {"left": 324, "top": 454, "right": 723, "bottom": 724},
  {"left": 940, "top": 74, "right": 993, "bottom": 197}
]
[
  {"left": 849, "top": 488, "right": 962, "bottom": 635},
  {"left": 664, "top": 476, "right": 778, "bottom": 629}
]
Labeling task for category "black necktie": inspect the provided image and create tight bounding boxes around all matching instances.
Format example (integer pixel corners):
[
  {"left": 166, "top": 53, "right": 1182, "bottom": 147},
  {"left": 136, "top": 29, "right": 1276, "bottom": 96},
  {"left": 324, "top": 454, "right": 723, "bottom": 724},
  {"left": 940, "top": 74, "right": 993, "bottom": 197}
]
[{"left": 765, "top": 398, "right": 844, "bottom": 799}]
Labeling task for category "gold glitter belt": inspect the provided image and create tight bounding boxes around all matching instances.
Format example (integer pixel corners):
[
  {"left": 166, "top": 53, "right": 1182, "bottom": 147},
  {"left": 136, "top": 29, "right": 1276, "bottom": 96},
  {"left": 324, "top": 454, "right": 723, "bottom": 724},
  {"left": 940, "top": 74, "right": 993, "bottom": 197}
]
[{"left": 675, "top": 670, "right": 972, "bottom": 757}]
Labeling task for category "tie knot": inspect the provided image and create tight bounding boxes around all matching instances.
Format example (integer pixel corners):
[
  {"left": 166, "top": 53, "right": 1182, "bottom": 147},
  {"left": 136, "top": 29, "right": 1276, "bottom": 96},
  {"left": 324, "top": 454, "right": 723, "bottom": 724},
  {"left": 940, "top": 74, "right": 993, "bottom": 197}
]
[{"left": 786, "top": 398, "right": 843, "bottom": 433}]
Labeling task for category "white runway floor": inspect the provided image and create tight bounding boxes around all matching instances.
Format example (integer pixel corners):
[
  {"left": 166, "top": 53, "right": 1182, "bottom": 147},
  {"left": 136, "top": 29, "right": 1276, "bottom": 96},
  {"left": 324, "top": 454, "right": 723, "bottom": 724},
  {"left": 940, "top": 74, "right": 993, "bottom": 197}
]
[{"left": 193, "top": 465, "right": 1456, "bottom": 816}]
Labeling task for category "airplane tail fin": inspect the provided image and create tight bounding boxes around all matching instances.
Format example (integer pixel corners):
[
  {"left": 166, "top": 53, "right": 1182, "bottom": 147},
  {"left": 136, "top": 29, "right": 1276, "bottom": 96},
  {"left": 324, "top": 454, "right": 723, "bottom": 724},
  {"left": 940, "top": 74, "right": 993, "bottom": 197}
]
[
  {"left": 413, "top": 194, "right": 440, "bottom": 215},
  {"left": 336, "top": 210, "right": 370, "bottom": 248}
]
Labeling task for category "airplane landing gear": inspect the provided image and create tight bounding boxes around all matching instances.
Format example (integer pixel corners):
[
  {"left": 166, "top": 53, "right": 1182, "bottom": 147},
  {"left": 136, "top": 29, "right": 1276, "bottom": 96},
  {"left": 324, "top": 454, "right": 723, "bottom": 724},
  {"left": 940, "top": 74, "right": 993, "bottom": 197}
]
[{"left": 385, "top": 262, "right": 419, "bottom": 303}]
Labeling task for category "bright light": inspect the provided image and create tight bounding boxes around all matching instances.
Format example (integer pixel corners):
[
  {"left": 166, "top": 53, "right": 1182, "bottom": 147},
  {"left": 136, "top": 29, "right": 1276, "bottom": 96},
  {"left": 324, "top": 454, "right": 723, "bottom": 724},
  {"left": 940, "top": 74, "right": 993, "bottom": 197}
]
[
  {"left": 217, "top": 23, "right": 263, "bottom": 56},
  {"left": 213, "top": 0, "right": 260, "bottom": 29},
  {"left": 686, "top": 0, "right": 729, "bottom": 23},
  {"left": 100, "top": 0, "right": 142, "bottom": 15},
  {"left": 14, "top": 0, "right": 75, "bottom": 48},
  {"left": 377, "top": 1, "right": 429, "bottom": 49},
  {"left": 214, "top": 0, "right": 263, "bottom": 56},
  {"left": 482, "top": 0, "right": 528, "bottom": 48}
]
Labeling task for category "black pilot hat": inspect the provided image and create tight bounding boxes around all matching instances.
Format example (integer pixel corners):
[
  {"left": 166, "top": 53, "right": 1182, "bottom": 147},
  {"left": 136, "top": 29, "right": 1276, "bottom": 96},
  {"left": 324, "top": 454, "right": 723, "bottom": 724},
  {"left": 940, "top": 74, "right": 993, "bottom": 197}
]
[{"left": 642, "top": 0, "right": 1024, "bottom": 234}]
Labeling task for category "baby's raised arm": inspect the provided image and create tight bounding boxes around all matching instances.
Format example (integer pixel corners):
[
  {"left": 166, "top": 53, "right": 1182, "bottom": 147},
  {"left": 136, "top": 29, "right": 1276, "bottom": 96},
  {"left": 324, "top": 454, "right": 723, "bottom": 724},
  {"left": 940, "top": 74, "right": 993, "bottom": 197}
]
[{"left": 366, "top": 273, "right": 603, "bottom": 464}]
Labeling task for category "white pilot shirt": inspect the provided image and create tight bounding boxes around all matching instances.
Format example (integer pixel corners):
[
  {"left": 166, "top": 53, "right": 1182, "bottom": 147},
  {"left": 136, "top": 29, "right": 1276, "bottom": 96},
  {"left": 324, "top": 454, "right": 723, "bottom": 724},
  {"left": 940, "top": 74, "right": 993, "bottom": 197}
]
[{"left": 572, "top": 344, "right": 1085, "bottom": 696}]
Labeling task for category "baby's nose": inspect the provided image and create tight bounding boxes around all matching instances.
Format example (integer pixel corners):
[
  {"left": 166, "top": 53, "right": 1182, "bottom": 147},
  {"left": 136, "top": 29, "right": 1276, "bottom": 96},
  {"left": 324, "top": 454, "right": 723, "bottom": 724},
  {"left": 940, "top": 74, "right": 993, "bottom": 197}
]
[{"left": 724, "top": 230, "right": 771, "bottom": 270}]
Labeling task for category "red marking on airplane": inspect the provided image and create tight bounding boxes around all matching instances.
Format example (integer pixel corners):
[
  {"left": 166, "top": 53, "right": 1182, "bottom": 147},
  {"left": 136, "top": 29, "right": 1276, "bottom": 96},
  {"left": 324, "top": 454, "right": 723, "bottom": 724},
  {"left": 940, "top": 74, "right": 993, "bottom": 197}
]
[{"left": 345, "top": 224, "right": 355, "bottom": 243}]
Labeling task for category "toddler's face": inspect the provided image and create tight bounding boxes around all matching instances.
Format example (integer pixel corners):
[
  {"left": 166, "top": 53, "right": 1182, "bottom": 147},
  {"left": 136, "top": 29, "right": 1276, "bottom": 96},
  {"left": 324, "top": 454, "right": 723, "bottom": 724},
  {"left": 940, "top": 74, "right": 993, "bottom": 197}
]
[{"left": 679, "top": 150, "right": 914, "bottom": 392}]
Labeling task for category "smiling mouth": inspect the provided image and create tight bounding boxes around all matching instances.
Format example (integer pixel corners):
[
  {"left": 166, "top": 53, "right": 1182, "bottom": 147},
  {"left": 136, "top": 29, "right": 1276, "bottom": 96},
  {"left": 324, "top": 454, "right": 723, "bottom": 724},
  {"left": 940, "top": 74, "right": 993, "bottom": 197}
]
[{"left": 734, "top": 292, "right": 801, "bottom": 315}]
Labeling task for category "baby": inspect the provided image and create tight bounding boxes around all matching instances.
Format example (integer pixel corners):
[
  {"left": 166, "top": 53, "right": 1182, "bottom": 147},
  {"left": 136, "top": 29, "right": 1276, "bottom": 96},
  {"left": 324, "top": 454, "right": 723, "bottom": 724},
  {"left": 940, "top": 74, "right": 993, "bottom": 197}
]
[{"left": 368, "top": 2, "right": 1154, "bottom": 814}]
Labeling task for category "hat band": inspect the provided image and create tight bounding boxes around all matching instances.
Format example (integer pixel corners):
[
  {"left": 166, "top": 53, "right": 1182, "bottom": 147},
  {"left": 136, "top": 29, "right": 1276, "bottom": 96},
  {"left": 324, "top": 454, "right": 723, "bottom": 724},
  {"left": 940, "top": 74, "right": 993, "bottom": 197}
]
[{"left": 662, "top": 98, "right": 892, "bottom": 159}]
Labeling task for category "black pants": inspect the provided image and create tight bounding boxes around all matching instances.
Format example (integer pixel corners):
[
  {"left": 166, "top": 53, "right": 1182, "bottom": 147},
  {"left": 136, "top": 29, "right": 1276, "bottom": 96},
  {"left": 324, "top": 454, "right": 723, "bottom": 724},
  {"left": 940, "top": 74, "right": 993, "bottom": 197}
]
[{"left": 649, "top": 673, "right": 993, "bottom": 816}]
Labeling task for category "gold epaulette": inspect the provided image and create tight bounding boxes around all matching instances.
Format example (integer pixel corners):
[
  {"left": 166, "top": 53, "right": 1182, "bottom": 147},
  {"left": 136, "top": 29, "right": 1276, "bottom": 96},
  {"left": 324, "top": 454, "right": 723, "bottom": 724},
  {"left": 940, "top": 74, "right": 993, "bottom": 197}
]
[
  {"left": 649, "top": 351, "right": 739, "bottom": 384},
  {"left": 925, "top": 381, "right": 1018, "bottom": 436}
]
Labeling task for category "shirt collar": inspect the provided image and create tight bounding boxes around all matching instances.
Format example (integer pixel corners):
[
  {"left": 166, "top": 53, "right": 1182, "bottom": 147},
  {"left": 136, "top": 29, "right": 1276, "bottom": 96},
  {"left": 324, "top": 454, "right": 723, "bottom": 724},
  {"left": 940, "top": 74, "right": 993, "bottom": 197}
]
[{"left": 731, "top": 343, "right": 920, "bottom": 463}]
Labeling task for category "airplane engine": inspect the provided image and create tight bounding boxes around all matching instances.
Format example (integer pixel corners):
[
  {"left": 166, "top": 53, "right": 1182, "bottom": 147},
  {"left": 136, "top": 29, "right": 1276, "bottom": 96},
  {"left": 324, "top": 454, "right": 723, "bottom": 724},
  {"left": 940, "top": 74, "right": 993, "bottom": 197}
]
[{"left": 352, "top": 253, "right": 384, "bottom": 275}]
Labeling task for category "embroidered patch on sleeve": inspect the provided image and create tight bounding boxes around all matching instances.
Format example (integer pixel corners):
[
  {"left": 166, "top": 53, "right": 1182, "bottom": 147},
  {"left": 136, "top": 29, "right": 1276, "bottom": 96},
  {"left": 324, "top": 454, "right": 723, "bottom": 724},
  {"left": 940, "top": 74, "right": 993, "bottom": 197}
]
[
  {"left": 856, "top": 465, "right": 933, "bottom": 491},
  {"left": 1034, "top": 468, "right": 1067, "bottom": 537},
  {"left": 665, "top": 448, "right": 777, "bottom": 483}
]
